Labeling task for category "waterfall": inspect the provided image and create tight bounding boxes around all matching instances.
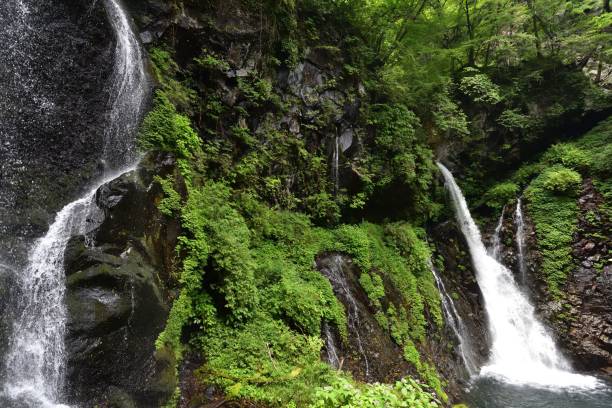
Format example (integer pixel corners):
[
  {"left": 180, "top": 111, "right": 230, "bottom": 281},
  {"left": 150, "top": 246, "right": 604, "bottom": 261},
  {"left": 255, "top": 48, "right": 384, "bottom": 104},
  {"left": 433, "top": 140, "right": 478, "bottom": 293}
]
[
  {"left": 489, "top": 206, "right": 505, "bottom": 261},
  {"left": 430, "top": 264, "right": 478, "bottom": 376},
  {"left": 437, "top": 162, "right": 600, "bottom": 389},
  {"left": 515, "top": 198, "right": 528, "bottom": 285},
  {"left": 2, "top": 1, "right": 147, "bottom": 406},
  {"left": 331, "top": 135, "right": 340, "bottom": 194},
  {"left": 323, "top": 322, "right": 341, "bottom": 370},
  {"left": 102, "top": 0, "right": 148, "bottom": 171},
  {"left": 320, "top": 255, "right": 370, "bottom": 379}
]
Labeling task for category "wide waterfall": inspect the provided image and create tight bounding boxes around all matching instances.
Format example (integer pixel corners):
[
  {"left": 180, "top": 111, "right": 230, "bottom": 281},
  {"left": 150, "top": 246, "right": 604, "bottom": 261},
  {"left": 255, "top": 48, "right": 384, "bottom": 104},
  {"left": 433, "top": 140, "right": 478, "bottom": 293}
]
[
  {"left": 437, "top": 162, "right": 600, "bottom": 389},
  {"left": 1, "top": 0, "right": 148, "bottom": 406}
]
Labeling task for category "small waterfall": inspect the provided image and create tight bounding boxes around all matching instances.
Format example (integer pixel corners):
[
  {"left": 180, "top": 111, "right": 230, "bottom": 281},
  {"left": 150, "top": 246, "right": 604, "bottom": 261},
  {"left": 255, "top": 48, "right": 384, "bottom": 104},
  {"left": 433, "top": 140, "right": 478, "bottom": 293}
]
[
  {"left": 3, "top": 168, "right": 135, "bottom": 407},
  {"left": 2, "top": 1, "right": 147, "bottom": 405},
  {"left": 437, "top": 162, "right": 600, "bottom": 389},
  {"left": 331, "top": 135, "right": 340, "bottom": 194},
  {"left": 102, "top": 0, "right": 148, "bottom": 171},
  {"left": 489, "top": 206, "right": 505, "bottom": 261},
  {"left": 430, "top": 264, "right": 478, "bottom": 376},
  {"left": 323, "top": 322, "right": 341, "bottom": 370},
  {"left": 320, "top": 255, "right": 369, "bottom": 379},
  {"left": 515, "top": 198, "right": 528, "bottom": 285}
]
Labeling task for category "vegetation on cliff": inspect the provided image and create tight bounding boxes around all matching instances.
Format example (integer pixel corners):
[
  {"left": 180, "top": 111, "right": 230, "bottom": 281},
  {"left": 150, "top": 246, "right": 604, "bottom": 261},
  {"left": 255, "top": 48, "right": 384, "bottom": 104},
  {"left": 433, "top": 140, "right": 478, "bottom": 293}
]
[{"left": 132, "top": 0, "right": 612, "bottom": 405}]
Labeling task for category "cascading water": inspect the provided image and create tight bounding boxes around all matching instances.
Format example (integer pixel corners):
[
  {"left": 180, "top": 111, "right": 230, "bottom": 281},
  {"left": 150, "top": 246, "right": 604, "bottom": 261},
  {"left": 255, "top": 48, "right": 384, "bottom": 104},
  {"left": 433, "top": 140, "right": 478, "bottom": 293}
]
[
  {"left": 2, "top": 1, "right": 148, "bottom": 406},
  {"left": 437, "top": 162, "right": 600, "bottom": 389},
  {"left": 430, "top": 263, "right": 478, "bottom": 376},
  {"left": 331, "top": 135, "right": 340, "bottom": 194},
  {"left": 102, "top": 0, "right": 147, "bottom": 170},
  {"left": 320, "top": 255, "right": 370, "bottom": 379},
  {"left": 489, "top": 206, "right": 505, "bottom": 261},
  {"left": 322, "top": 322, "right": 341, "bottom": 370},
  {"left": 514, "top": 198, "right": 528, "bottom": 285}
]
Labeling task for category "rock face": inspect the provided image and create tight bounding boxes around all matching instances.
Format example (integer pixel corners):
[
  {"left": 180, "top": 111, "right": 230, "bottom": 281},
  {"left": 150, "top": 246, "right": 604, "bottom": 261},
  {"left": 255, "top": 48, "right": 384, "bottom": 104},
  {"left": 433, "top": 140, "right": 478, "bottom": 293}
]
[
  {"left": 560, "top": 180, "right": 612, "bottom": 374},
  {"left": 316, "top": 248, "right": 488, "bottom": 400},
  {"left": 0, "top": 0, "right": 115, "bottom": 258},
  {"left": 490, "top": 181, "right": 612, "bottom": 377},
  {"left": 63, "top": 155, "right": 179, "bottom": 407},
  {"left": 429, "top": 222, "right": 489, "bottom": 378},
  {"left": 316, "top": 254, "right": 413, "bottom": 384}
]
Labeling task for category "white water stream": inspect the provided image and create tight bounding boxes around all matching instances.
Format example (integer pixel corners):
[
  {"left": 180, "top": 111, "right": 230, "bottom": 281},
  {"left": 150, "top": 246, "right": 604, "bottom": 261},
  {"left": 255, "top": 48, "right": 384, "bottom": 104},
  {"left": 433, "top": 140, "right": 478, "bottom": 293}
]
[
  {"left": 321, "top": 255, "right": 370, "bottom": 379},
  {"left": 430, "top": 263, "right": 478, "bottom": 376},
  {"left": 2, "top": 1, "right": 147, "bottom": 406},
  {"left": 437, "top": 162, "right": 601, "bottom": 389},
  {"left": 514, "top": 198, "right": 528, "bottom": 286},
  {"left": 489, "top": 206, "right": 504, "bottom": 261}
]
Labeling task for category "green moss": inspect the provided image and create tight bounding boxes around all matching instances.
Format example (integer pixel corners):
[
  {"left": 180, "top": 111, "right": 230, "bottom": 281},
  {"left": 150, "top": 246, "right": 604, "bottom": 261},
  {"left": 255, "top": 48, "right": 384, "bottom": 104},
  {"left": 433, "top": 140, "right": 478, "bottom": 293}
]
[
  {"left": 483, "top": 182, "right": 519, "bottom": 210},
  {"left": 540, "top": 167, "right": 582, "bottom": 196},
  {"left": 139, "top": 91, "right": 201, "bottom": 158},
  {"left": 524, "top": 168, "right": 578, "bottom": 299}
]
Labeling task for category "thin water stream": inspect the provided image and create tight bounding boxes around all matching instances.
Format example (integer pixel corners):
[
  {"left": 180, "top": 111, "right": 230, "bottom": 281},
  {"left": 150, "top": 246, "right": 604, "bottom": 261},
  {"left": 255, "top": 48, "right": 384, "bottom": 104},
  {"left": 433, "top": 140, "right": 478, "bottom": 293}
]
[{"left": 430, "top": 263, "right": 478, "bottom": 376}]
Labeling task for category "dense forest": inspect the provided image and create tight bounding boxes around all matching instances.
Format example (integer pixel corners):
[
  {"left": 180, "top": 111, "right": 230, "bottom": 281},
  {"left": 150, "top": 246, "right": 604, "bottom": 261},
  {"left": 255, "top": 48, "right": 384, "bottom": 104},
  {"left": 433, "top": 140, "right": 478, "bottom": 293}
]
[{"left": 0, "top": 0, "right": 610, "bottom": 407}]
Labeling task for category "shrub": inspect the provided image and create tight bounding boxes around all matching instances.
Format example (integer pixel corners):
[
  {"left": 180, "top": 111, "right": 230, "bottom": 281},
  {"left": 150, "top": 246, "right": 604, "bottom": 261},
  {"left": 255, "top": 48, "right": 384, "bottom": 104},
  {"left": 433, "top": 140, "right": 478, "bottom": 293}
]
[
  {"left": 309, "top": 376, "right": 440, "bottom": 408},
  {"left": 497, "top": 109, "right": 531, "bottom": 130},
  {"left": 541, "top": 167, "right": 582, "bottom": 195},
  {"left": 542, "top": 144, "right": 591, "bottom": 171},
  {"left": 458, "top": 71, "right": 503, "bottom": 105},
  {"left": 139, "top": 91, "right": 201, "bottom": 158},
  {"left": 483, "top": 182, "right": 519, "bottom": 209}
]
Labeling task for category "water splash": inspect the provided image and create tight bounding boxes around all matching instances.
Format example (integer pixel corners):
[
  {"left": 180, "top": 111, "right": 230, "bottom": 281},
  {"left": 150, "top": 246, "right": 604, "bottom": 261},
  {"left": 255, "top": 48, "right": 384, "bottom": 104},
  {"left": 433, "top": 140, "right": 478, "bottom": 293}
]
[
  {"left": 437, "top": 162, "right": 601, "bottom": 389},
  {"left": 515, "top": 198, "right": 528, "bottom": 286},
  {"left": 430, "top": 263, "right": 478, "bottom": 376}
]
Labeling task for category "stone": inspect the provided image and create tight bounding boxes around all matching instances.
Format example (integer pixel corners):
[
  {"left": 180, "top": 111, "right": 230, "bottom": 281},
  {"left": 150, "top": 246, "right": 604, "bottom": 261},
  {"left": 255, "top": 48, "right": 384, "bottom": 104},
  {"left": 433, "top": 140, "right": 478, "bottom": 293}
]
[{"left": 339, "top": 128, "right": 354, "bottom": 152}]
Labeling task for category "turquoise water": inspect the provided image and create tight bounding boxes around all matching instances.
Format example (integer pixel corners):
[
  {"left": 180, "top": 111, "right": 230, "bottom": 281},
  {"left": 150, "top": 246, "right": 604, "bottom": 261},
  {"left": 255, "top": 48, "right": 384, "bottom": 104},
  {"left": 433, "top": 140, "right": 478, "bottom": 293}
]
[{"left": 466, "top": 377, "right": 612, "bottom": 408}]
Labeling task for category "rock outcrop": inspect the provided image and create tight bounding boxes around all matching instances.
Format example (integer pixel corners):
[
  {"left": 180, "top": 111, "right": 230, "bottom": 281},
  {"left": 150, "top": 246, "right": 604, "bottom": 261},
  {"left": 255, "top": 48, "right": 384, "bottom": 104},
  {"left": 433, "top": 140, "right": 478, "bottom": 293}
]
[{"left": 64, "top": 154, "right": 179, "bottom": 407}]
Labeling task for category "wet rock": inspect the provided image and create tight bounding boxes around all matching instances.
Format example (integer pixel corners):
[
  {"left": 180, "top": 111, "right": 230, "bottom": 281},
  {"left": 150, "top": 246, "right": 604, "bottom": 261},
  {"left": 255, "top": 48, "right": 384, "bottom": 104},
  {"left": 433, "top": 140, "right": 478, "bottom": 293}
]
[
  {"left": 316, "top": 254, "right": 412, "bottom": 383},
  {"left": 64, "top": 154, "right": 179, "bottom": 407},
  {"left": 517, "top": 178, "right": 612, "bottom": 376}
]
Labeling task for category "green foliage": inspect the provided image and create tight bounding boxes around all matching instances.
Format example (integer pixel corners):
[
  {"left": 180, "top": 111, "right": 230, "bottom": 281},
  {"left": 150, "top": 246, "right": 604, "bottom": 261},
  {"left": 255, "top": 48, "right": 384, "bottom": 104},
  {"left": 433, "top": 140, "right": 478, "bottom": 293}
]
[
  {"left": 363, "top": 103, "right": 436, "bottom": 220},
  {"left": 507, "top": 119, "right": 612, "bottom": 303},
  {"left": 139, "top": 91, "right": 201, "bottom": 158},
  {"left": 196, "top": 317, "right": 334, "bottom": 405},
  {"left": 483, "top": 182, "right": 519, "bottom": 210},
  {"left": 540, "top": 167, "right": 582, "bottom": 196},
  {"left": 459, "top": 71, "right": 503, "bottom": 105},
  {"left": 194, "top": 51, "right": 230, "bottom": 72},
  {"left": 497, "top": 109, "right": 531, "bottom": 130},
  {"left": 309, "top": 376, "right": 440, "bottom": 408},
  {"left": 525, "top": 168, "right": 579, "bottom": 299},
  {"left": 237, "top": 76, "right": 279, "bottom": 108},
  {"left": 542, "top": 144, "right": 591, "bottom": 171},
  {"left": 149, "top": 47, "right": 197, "bottom": 112},
  {"left": 155, "top": 176, "right": 182, "bottom": 216},
  {"left": 359, "top": 272, "right": 385, "bottom": 309},
  {"left": 432, "top": 89, "right": 470, "bottom": 137}
]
